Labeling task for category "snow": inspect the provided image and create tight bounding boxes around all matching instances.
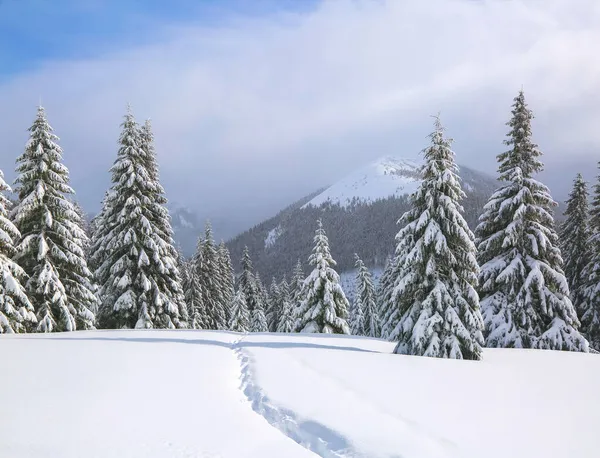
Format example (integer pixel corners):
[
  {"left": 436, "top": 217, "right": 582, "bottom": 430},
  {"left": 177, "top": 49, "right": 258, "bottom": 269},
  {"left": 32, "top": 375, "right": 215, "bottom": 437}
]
[
  {"left": 303, "top": 157, "right": 423, "bottom": 209},
  {"left": 1, "top": 330, "right": 599, "bottom": 457},
  {"left": 264, "top": 224, "right": 283, "bottom": 249}
]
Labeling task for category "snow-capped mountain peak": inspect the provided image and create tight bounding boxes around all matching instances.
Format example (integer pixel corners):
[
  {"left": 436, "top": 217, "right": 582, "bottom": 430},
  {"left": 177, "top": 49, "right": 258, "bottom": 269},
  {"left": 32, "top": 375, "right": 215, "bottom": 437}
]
[{"left": 303, "top": 156, "right": 422, "bottom": 208}]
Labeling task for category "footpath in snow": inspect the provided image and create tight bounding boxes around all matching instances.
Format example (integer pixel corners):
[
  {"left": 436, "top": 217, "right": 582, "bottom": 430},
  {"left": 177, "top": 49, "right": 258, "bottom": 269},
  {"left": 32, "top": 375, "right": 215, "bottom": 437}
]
[{"left": 1, "top": 330, "right": 599, "bottom": 458}]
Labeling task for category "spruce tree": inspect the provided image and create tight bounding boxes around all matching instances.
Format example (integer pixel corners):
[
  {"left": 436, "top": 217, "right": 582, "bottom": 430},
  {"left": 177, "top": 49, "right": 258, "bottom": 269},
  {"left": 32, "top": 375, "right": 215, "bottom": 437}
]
[
  {"left": 289, "top": 259, "right": 304, "bottom": 314},
  {"left": 386, "top": 117, "right": 483, "bottom": 359},
  {"left": 267, "top": 277, "right": 281, "bottom": 332},
  {"left": 295, "top": 220, "right": 350, "bottom": 334},
  {"left": 90, "top": 107, "right": 184, "bottom": 329},
  {"left": 354, "top": 254, "right": 380, "bottom": 337},
  {"left": 251, "top": 273, "right": 269, "bottom": 332},
  {"left": 218, "top": 241, "right": 235, "bottom": 327},
  {"left": 276, "top": 278, "right": 295, "bottom": 333},
  {"left": 560, "top": 174, "right": 590, "bottom": 319},
  {"left": 0, "top": 169, "right": 36, "bottom": 333},
  {"left": 180, "top": 258, "right": 204, "bottom": 329},
  {"left": 195, "top": 223, "right": 227, "bottom": 329},
  {"left": 12, "top": 106, "right": 96, "bottom": 332},
  {"left": 377, "top": 255, "right": 398, "bottom": 340},
  {"left": 579, "top": 166, "right": 600, "bottom": 350},
  {"left": 230, "top": 289, "right": 250, "bottom": 332},
  {"left": 476, "top": 91, "right": 587, "bottom": 352},
  {"left": 349, "top": 289, "right": 364, "bottom": 336}
]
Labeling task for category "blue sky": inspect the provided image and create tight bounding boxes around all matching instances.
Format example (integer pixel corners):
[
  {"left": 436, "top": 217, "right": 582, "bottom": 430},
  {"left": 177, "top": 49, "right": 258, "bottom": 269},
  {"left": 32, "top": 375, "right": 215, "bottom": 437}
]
[{"left": 0, "top": 0, "right": 318, "bottom": 79}]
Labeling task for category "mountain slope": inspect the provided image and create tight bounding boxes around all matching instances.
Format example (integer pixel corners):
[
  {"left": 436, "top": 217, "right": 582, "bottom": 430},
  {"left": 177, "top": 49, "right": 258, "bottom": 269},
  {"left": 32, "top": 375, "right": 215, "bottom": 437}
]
[
  {"left": 2, "top": 330, "right": 598, "bottom": 457},
  {"left": 227, "top": 156, "right": 498, "bottom": 282}
]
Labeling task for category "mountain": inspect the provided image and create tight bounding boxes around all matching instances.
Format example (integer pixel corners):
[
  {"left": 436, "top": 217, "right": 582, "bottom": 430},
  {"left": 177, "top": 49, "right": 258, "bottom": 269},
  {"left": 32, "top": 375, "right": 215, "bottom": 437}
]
[{"left": 226, "top": 156, "right": 498, "bottom": 282}]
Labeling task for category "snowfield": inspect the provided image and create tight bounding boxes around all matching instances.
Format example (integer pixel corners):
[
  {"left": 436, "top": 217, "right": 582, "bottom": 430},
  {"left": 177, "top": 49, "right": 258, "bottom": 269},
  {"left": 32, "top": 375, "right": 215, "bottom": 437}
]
[{"left": 1, "top": 331, "right": 599, "bottom": 458}]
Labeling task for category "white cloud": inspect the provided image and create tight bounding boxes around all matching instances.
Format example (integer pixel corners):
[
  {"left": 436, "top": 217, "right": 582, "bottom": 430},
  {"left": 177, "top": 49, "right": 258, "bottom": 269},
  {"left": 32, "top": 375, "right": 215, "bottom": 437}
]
[{"left": 1, "top": 0, "right": 599, "bottom": 228}]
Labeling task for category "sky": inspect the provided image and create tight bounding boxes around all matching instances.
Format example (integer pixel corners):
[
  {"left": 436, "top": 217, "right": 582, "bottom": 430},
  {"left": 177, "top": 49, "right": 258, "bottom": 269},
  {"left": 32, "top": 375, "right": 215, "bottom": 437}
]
[{"left": 1, "top": 0, "right": 600, "bottom": 237}]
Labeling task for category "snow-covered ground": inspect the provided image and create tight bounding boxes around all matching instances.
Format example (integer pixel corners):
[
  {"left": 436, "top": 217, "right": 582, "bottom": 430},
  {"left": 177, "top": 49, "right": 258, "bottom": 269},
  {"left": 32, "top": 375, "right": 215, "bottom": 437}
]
[{"left": 1, "top": 330, "right": 599, "bottom": 458}]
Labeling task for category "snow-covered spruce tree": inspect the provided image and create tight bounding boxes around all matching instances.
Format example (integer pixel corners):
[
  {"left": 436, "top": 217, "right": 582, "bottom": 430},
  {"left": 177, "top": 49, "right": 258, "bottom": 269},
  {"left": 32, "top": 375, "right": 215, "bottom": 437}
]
[
  {"left": 579, "top": 166, "right": 600, "bottom": 350},
  {"left": 217, "top": 241, "right": 235, "bottom": 327},
  {"left": 354, "top": 254, "right": 380, "bottom": 337},
  {"left": 476, "top": 91, "right": 587, "bottom": 352},
  {"left": 377, "top": 255, "right": 398, "bottom": 340},
  {"left": 386, "top": 116, "right": 483, "bottom": 359},
  {"left": 138, "top": 119, "right": 188, "bottom": 329},
  {"left": 267, "top": 277, "right": 281, "bottom": 332},
  {"left": 12, "top": 106, "right": 96, "bottom": 332},
  {"left": 559, "top": 174, "right": 590, "bottom": 319},
  {"left": 276, "top": 278, "right": 295, "bottom": 333},
  {"left": 251, "top": 273, "right": 268, "bottom": 332},
  {"left": 289, "top": 259, "right": 304, "bottom": 313},
  {"left": 90, "top": 107, "right": 184, "bottom": 329},
  {"left": 180, "top": 258, "right": 204, "bottom": 329},
  {"left": 195, "top": 223, "right": 227, "bottom": 330},
  {"left": 349, "top": 289, "right": 364, "bottom": 336},
  {"left": 295, "top": 220, "right": 350, "bottom": 334},
  {"left": 0, "top": 169, "right": 36, "bottom": 333},
  {"left": 229, "top": 289, "right": 250, "bottom": 332}
]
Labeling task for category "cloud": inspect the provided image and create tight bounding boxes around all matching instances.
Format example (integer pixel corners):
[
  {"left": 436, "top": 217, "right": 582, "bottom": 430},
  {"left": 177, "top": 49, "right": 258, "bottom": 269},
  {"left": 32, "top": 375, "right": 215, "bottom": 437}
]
[{"left": 1, "top": 0, "right": 599, "bottom": 234}]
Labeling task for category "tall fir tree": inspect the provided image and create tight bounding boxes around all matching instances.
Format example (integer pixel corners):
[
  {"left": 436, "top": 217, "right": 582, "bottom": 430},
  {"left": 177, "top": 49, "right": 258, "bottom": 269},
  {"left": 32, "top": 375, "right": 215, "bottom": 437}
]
[
  {"left": 579, "top": 166, "right": 600, "bottom": 350},
  {"left": 90, "top": 107, "right": 184, "bottom": 329},
  {"left": 354, "top": 254, "right": 380, "bottom": 337},
  {"left": 560, "top": 174, "right": 590, "bottom": 320},
  {"left": 267, "top": 277, "right": 281, "bottom": 332},
  {"left": 12, "top": 106, "right": 96, "bottom": 332},
  {"left": 276, "top": 277, "right": 295, "bottom": 333},
  {"left": 230, "top": 289, "right": 250, "bottom": 333},
  {"left": 476, "top": 91, "right": 587, "bottom": 352},
  {"left": 217, "top": 241, "right": 235, "bottom": 327},
  {"left": 295, "top": 220, "right": 350, "bottom": 334},
  {"left": 195, "top": 223, "right": 227, "bottom": 330},
  {"left": 385, "top": 117, "right": 483, "bottom": 359},
  {"left": 0, "top": 169, "right": 36, "bottom": 333}
]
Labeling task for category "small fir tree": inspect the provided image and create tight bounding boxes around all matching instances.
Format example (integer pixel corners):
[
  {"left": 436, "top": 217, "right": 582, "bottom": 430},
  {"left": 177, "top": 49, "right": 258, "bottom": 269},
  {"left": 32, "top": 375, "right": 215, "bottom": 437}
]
[
  {"left": 354, "top": 254, "right": 380, "bottom": 337},
  {"left": 295, "top": 220, "right": 350, "bottom": 334}
]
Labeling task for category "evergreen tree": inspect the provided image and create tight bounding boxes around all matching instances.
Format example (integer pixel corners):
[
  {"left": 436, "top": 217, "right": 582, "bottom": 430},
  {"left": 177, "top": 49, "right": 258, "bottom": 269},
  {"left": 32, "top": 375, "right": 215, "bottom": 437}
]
[
  {"left": 295, "top": 220, "right": 350, "bottom": 334},
  {"left": 354, "top": 254, "right": 380, "bottom": 337},
  {"left": 476, "top": 91, "right": 587, "bottom": 352},
  {"left": 276, "top": 277, "right": 295, "bottom": 333},
  {"left": 230, "top": 289, "right": 250, "bottom": 332},
  {"left": 349, "top": 289, "right": 364, "bottom": 336},
  {"left": 12, "top": 106, "right": 95, "bottom": 332},
  {"left": 289, "top": 259, "right": 304, "bottom": 314},
  {"left": 195, "top": 223, "right": 227, "bottom": 329},
  {"left": 560, "top": 174, "right": 590, "bottom": 319},
  {"left": 377, "top": 255, "right": 397, "bottom": 340},
  {"left": 386, "top": 117, "right": 483, "bottom": 359},
  {"left": 251, "top": 273, "right": 269, "bottom": 332},
  {"left": 267, "top": 277, "right": 281, "bottom": 332},
  {"left": 0, "top": 169, "right": 36, "bottom": 333},
  {"left": 180, "top": 258, "right": 204, "bottom": 329},
  {"left": 579, "top": 166, "right": 600, "bottom": 350},
  {"left": 90, "top": 107, "right": 184, "bottom": 329},
  {"left": 218, "top": 241, "right": 235, "bottom": 327},
  {"left": 190, "top": 237, "right": 210, "bottom": 328}
]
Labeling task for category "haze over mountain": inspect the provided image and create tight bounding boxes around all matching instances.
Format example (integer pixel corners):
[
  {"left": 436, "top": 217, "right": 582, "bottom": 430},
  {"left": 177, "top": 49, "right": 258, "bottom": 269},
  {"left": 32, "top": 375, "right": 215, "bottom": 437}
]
[{"left": 225, "top": 156, "right": 498, "bottom": 281}]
